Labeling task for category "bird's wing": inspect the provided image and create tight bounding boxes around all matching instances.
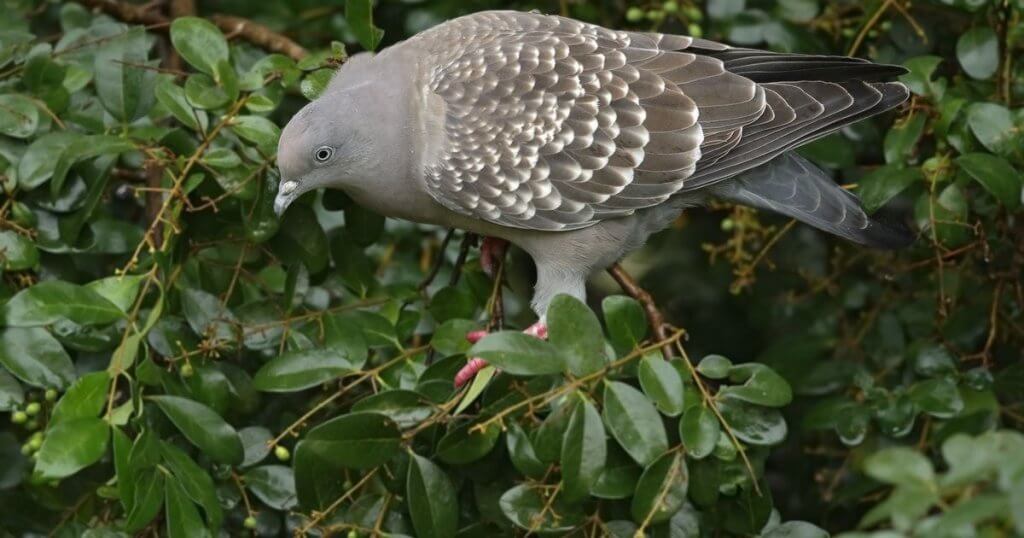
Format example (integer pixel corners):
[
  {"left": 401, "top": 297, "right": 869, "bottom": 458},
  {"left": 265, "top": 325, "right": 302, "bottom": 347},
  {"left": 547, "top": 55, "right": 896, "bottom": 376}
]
[{"left": 416, "top": 11, "right": 904, "bottom": 231}]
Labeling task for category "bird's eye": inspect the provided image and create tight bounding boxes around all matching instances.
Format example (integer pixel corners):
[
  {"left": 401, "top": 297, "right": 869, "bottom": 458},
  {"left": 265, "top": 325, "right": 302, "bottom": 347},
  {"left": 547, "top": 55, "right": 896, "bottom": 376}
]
[{"left": 314, "top": 146, "right": 334, "bottom": 163}]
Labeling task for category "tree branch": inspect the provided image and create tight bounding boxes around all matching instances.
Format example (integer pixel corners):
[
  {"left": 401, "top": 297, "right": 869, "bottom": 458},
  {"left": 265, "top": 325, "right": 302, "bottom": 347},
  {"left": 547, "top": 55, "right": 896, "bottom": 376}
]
[
  {"left": 209, "top": 14, "right": 308, "bottom": 61},
  {"left": 607, "top": 262, "right": 673, "bottom": 359},
  {"left": 74, "top": 0, "right": 307, "bottom": 60}
]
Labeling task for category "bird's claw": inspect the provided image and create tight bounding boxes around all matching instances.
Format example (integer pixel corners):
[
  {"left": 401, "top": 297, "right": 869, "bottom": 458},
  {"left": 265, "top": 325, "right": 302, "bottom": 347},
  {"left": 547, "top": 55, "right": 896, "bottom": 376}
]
[
  {"left": 454, "top": 321, "right": 548, "bottom": 388},
  {"left": 480, "top": 236, "right": 509, "bottom": 278}
]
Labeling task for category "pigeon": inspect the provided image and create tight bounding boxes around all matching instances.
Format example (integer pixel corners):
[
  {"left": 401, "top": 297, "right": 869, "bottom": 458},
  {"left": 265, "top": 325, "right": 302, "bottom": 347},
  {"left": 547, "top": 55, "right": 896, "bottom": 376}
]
[{"left": 274, "top": 10, "right": 913, "bottom": 386}]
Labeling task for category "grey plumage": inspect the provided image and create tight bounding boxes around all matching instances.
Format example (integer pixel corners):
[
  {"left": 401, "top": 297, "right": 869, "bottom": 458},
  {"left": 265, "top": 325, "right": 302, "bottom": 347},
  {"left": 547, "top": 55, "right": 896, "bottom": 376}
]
[{"left": 274, "top": 10, "right": 913, "bottom": 316}]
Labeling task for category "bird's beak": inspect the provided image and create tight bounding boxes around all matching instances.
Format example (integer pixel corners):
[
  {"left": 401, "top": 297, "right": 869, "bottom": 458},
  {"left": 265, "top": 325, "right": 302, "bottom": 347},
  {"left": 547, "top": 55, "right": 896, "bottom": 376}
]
[{"left": 273, "top": 180, "right": 299, "bottom": 217}]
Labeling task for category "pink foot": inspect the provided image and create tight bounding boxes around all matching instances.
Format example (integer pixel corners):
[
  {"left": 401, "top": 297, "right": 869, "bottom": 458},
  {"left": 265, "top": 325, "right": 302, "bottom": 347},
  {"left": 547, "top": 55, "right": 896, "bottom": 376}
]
[
  {"left": 454, "top": 322, "right": 549, "bottom": 388},
  {"left": 480, "top": 237, "right": 509, "bottom": 278}
]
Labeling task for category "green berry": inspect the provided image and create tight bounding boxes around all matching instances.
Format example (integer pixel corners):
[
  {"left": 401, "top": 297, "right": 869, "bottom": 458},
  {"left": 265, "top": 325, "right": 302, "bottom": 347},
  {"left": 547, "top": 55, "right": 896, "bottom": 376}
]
[
  {"left": 21, "top": 443, "right": 32, "bottom": 455},
  {"left": 274, "top": 445, "right": 290, "bottom": 462},
  {"left": 688, "top": 22, "right": 703, "bottom": 38},
  {"left": 684, "top": 6, "right": 703, "bottom": 20},
  {"left": 243, "top": 516, "right": 257, "bottom": 529},
  {"left": 662, "top": 0, "right": 679, "bottom": 13},
  {"left": 44, "top": 389, "right": 58, "bottom": 402},
  {"left": 721, "top": 218, "right": 735, "bottom": 231},
  {"left": 180, "top": 363, "right": 194, "bottom": 378},
  {"left": 11, "top": 411, "right": 27, "bottom": 424},
  {"left": 626, "top": 7, "right": 645, "bottom": 22},
  {"left": 347, "top": 531, "right": 359, "bottom": 538},
  {"left": 29, "top": 436, "right": 43, "bottom": 451},
  {"left": 10, "top": 201, "right": 36, "bottom": 228},
  {"left": 26, "top": 419, "right": 40, "bottom": 430},
  {"left": 647, "top": 9, "right": 666, "bottom": 21},
  {"left": 25, "top": 402, "right": 41, "bottom": 416}
]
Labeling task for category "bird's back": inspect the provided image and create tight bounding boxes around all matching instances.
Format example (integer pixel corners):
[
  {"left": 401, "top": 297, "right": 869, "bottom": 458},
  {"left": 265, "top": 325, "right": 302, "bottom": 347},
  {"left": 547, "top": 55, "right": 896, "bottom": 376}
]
[{"left": 399, "top": 10, "right": 911, "bottom": 246}]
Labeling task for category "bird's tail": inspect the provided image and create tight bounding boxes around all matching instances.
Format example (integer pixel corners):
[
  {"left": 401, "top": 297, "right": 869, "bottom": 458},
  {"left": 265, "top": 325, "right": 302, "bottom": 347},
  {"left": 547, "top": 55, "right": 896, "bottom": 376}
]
[{"left": 709, "top": 152, "right": 914, "bottom": 249}]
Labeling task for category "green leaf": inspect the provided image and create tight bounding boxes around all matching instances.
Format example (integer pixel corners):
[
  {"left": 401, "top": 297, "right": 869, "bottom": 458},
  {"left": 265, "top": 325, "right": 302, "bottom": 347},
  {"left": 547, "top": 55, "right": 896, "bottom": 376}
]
[
  {"left": 34, "top": 418, "right": 109, "bottom": 479},
  {"left": 230, "top": 115, "right": 280, "bottom": 151},
  {"left": 124, "top": 470, "right": 165, "bottom": 532},
  {"left": 430, "top": 319, "right": 476, "bottom": 357},
  {"left": 86, "top": 274, "right": 145, "bottom": 313},
  {"left": 560, "top": 397, "right": 606, "bottom": 500},
  {"left": 956, "top": 153, "right": 1021, "bottom": 209},
  {"left": 0, "top": 94, "right": 39, "bottom": 138},
  {"left": 719, "top": 363, "right": 793, "bottom": 407},
  {"left": 407, "top": 453, "right": 458, "bottom": 538},
  {"left": 160, "top": 442, "right": 223, "bottom": 529},
  {"left": 300, "top": 68, "right": 333, "bottom": 100},
  {"left": 200, "top": 147, "right": 241, "bottom": 169},
  {"left": 345, "top": 0, "right": 384, "bottom": 50},
  {"left": 468, "top": 331, "right": 565, "bottom": 376},
  {"left": 1, "top": 280, "right": 124, "bottom": 327},
  {"left": 93, "top": 28, "right": 156, "bottom": 122},
  {"left": 351, "top": 390, "right": 433, "bottom": 429},
  {"left": 863, "top": 446, "right": 935, "bottom": 487},
  {"left": 429, "top": 286, "right": 476, "bottom": 323},
  {"left": 150, "top": 395, "right": 243, "bottom": 465},
  {"left": 0, "top": 327, "right": 76, "bottom": 389},
  {"left": 244, "top": 465, "right": 297, "bottom": 510},
  {"left": 548, "top": 294, "right": 606, "bottom": 376},
  {"left": 170, "top": 17, "right": 229, "bottom": 75},
  {"left": 499, "top": 484, "right": 585, "bottom": 533},
  {"left": 165, "top": 477, "right": 212, "bottom": 538},
  {"left": 295, "top": 412, "right": 400, "bottom": 469},
  {"left": 631, "top": 451, "right": 688, "bottom": 525},
  {"left": 680, "top": 405, "right": 720, "bottom": 459},
  {"left": 592, "top": 443, "right": 642, "bottom": 500},
  {"left": 0, "top": 230, "right": 38, "bottom": 271},
  {"left": 437, "top": 421, "right": 501, "bottom": 464},
  {"left": 909, "top": 377, "right": 964, "bottom": 419},
  {"left": 602, "top": 381, "right": 668, "bottom": 466},
  {"left": 505, "top": 422, "right": 547, "bottom": 478},
  {"left": 271, "top": 205, "right": 329, "bottom": 273},
  {"left": 717, "top": 397, "right": 787, "bottom": 446},
  {"left": 696, "top": 355, "right": 732, "bottom": 379},
  {"left": 16, "top": 131, "right": 80, "bottom": 190},
  {"left": 900, "top": 56, "right": 943, "bottom": 97},
  {"left": 155, "top": 78, "right": 206, "bottom": 132},
  {"left": 184, "top": 73, "right": 230, "bottom": 109},
  {"left": 966, "top": 102, "right": 1017, "bottom": 155},
  {"left": 884, "top": 113, "right": 926, "bottom": 164},
  {"left": 762, "top": 521, "right": 829, "bottom": 538},
  {"left": 253, "top": 348, "right": 357, "bottom": 392},
  {"left": 956, "top": 27, "right": 999, "bottom": 79},
  {"left": 180, "top": 288, "right": 238, "bottom": 344},
  {"left": 50, "top": 371, "right": 108, "bottom": 424},
  {"left": 603, "top": 295, "right": 648, "bottom": 355},
  {"left": 0, "top": 369, "right": 24, "bottom": 411},
  {"left": 858, "top": 165, "right": 922, "bottom": 214},
  {"left": 638, "top": 355, "right": 686, "bottom": 416}
]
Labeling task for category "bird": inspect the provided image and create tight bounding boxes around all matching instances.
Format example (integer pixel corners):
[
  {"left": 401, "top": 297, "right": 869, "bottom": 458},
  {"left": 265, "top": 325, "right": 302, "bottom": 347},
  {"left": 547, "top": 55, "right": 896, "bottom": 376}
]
[{"left": 273, "top": 10, "right": 913, "bottom": 387}]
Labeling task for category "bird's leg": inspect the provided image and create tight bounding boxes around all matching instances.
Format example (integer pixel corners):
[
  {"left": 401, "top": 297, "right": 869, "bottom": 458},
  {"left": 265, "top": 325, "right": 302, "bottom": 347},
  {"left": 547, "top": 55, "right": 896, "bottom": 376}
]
[
  {"left": 455, "top": 321, "right": 548, "bottom": 388},
  {"left": 607, "top": 262, "right": 673, "bottom": 359},
  {"left": 479, "top": 236, "right": 509, "bottom": 278}
]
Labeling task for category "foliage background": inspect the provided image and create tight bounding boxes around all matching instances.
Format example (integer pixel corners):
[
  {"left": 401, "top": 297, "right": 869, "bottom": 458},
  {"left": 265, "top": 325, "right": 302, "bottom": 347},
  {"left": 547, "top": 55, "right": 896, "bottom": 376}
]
[{"left": 1, "top": 0, "right": 1022, "bottom": 536}]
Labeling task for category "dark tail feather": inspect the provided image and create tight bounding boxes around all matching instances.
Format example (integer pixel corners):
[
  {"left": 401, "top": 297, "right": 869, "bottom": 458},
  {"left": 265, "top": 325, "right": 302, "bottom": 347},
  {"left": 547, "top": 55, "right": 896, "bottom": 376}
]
[
  {"left": 710, "top": 152, "right": 915, "bottom": 249},
  {"left": 695, "top": 46, "right": 909, "bottom": 83}
]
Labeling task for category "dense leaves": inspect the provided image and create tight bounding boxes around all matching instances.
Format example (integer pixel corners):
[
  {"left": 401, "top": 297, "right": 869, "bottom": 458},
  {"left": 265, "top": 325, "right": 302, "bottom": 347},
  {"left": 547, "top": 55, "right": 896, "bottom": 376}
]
[{"left": 1, "top": 0, "right": 1022, "bottom": 536}]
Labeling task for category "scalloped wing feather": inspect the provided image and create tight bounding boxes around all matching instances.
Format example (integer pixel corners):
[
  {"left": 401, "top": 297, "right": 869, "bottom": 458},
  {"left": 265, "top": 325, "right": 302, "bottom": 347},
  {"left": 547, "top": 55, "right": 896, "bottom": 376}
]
[{"left": 415, "top": 11, "right": 764, "bottom": 231}]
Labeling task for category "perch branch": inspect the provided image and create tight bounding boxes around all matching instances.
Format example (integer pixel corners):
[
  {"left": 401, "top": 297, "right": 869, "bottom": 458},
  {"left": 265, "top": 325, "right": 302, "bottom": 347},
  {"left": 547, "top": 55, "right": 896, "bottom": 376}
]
[
  {"left": 607, "top": 262, "right": 672, "bottom": 358},
  {"left": 73, "top": 0, "right": 308, "bottom": 60}
]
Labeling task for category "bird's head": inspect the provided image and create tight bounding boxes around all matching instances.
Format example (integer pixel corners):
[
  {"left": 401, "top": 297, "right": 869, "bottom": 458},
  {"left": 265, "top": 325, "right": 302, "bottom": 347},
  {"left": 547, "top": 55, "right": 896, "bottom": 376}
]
[{"left": 274, "top": 53, "right": 405, "bottom": 217}]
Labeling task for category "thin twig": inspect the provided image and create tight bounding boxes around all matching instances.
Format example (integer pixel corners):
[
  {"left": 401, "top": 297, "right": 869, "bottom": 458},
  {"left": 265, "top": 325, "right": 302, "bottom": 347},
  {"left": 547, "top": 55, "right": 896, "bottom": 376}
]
[
  {"left": 607, "top": 263, "right": 672, "bottom": 358},
  {"left": 73, "top": 0, "right": 308, "bottom": 60}
]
